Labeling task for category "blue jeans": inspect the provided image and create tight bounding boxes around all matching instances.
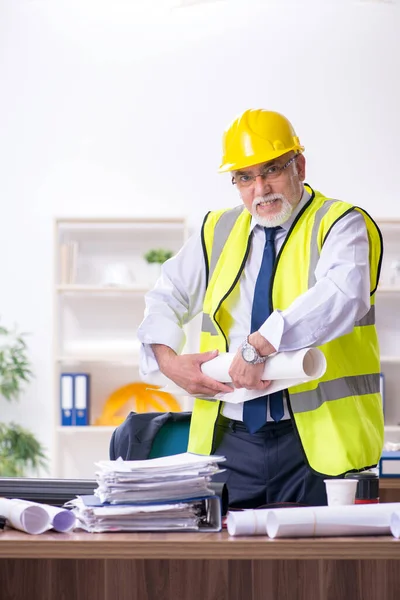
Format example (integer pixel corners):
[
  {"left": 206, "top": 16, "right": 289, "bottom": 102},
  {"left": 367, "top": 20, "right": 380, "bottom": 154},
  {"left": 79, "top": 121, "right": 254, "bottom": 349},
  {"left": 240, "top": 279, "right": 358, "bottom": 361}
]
[{"left": 212, "top": 414, "right": 327, "bottom": 509}]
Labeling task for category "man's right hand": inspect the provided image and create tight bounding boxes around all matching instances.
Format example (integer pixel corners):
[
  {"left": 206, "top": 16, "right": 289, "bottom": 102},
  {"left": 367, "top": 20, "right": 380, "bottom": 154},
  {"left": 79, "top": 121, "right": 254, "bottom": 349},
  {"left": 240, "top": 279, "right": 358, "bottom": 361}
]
[{"left": 151, "top": 345, "right": 233, "bottom": 397}]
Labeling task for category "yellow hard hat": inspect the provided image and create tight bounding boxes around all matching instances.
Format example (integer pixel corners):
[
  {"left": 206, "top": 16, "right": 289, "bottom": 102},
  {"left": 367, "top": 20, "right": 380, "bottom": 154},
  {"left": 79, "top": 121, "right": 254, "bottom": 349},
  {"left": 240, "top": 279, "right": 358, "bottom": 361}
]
[{"left": 218, "top": 109, "right": 304, "bottom": 173}]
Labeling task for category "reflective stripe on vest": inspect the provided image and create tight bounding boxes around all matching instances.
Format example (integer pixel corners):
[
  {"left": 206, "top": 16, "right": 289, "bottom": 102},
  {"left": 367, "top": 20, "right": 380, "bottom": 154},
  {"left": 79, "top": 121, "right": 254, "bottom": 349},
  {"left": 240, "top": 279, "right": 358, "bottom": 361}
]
[{"left": 292, "top": 373, "right": 380, "bottom": 414}]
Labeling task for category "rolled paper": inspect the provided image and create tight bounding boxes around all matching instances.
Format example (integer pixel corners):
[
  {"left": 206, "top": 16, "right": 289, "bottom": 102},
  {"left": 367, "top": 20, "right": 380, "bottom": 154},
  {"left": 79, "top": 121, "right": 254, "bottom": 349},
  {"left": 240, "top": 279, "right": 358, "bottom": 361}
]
[
  {"left": 149, "top": 348, "right": 327, "bottom": 403},
  {"left": 226, "top": 509, "right": 270, "bottom": 536},
  {"left": 266, "top": 503, "right": 400, "bottom": 539}
]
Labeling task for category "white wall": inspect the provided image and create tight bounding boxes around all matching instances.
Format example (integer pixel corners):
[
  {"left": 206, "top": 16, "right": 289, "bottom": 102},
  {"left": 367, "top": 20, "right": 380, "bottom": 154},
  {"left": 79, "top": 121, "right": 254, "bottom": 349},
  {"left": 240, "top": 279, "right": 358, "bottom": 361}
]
[{"left": 0, "top": 0, "right": 399, "bottom": 472}]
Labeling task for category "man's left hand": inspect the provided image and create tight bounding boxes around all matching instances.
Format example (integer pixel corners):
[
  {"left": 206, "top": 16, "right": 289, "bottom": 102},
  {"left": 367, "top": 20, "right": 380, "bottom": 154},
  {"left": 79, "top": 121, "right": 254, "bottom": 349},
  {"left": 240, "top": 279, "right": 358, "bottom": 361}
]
[
  {"left": 228, "top": 350, "right": 271, "bottom": 390},
  {"left": 228, "top": 332, "right": 276, "bottom": 390}
]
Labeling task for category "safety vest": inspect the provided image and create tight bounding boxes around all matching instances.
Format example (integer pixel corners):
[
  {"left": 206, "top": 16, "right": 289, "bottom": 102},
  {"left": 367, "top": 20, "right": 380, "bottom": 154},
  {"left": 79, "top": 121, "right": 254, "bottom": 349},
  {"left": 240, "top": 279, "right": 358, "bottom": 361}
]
[{"left": 187, "top": 185, "right": 384, "bottom": 476}]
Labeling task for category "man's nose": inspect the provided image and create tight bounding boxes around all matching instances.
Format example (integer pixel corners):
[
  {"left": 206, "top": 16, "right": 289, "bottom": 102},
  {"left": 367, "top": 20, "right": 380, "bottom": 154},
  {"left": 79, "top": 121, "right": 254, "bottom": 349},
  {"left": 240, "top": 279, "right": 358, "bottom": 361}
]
[{"left": 253, "top": 174, "right": 271, "bottom": 196}]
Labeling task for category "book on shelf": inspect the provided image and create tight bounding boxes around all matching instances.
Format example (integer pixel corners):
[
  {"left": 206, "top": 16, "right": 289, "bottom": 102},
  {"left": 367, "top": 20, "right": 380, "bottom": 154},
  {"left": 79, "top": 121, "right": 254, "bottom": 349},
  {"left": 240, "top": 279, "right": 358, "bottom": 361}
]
[
  {"left": 379, "top": 451, "right": 400, "bottom": 478},
  {"left": 60, "top": 241, "right": 78, "bottom": 284}
]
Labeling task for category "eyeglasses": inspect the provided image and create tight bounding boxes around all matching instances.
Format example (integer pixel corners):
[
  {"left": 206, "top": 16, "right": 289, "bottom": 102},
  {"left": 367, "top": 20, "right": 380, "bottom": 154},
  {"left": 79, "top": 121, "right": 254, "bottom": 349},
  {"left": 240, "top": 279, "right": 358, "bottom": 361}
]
[{"left": 232, "top": 155, "right": 298, "bottom": 189}]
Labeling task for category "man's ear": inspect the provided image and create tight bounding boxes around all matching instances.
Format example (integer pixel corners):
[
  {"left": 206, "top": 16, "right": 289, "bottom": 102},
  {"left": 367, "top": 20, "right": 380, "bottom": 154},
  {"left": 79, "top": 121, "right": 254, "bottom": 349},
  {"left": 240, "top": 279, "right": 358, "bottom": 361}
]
[{"left": 296, "top": 154, "right": 306, "bottom": 181}]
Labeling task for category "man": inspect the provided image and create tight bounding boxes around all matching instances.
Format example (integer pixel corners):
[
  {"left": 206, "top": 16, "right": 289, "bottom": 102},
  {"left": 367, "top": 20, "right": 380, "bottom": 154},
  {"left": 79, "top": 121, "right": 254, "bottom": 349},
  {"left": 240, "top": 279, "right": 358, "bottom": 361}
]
[{"left": 138, "top": 109, "right": 384, "bottom": 508}]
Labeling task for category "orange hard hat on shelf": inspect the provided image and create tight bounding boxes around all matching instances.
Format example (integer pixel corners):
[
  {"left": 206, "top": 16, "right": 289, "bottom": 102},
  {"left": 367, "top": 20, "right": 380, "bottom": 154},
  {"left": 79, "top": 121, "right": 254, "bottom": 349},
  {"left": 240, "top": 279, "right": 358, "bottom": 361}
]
[{"left": 219, "top": 109, "right": 304, "bottom": 173}]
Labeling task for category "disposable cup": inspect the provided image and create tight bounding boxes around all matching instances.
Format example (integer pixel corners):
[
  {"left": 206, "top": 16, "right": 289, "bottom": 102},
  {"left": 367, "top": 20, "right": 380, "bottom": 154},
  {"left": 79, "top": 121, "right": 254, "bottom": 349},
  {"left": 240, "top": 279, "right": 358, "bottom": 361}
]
[{"left": 324, "top": 478, "right": 358, "bottom": 506}]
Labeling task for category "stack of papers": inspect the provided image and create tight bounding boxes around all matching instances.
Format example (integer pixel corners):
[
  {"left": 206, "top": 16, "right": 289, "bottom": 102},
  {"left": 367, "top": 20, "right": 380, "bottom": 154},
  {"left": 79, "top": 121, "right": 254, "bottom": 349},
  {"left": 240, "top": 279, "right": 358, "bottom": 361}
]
[
  {"left": 70, "top": 496, "right": 215, "bottom": 532},
  {"left": 94, "top": 452, "right": 225, "bottom": 504},
  {"left": 70, "top": 452, "right": 226, "bottom": 533}
]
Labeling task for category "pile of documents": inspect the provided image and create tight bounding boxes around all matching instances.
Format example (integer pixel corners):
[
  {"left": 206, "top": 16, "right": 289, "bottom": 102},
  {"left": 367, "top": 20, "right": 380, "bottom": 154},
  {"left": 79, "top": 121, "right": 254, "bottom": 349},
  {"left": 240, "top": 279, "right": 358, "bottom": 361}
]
[{"left": 70, "top": 452, "right": 225, "bottom": 533}]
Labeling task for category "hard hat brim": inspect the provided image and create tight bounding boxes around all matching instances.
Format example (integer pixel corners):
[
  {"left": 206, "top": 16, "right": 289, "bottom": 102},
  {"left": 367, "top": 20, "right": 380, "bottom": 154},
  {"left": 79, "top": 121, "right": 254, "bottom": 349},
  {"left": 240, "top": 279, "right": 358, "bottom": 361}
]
[{"left": 218, "top": 145, "right": 305, "bottom": 173}]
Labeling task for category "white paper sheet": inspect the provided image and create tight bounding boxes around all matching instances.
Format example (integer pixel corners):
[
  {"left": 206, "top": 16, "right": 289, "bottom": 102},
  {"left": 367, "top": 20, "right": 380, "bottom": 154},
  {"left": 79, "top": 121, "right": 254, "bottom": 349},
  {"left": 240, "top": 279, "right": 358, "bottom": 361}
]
[
  {"left": 0, "top": 498, "right": 77, "bottom": 534},
  {"left": 97, "top": 452, "right": 225, "bottom": 472},
  {"left": 265, "top": 502, "right": 400, "bottom": 539},
  {"left": 149, "top": 348, "right": 326, "bottom": 403}
]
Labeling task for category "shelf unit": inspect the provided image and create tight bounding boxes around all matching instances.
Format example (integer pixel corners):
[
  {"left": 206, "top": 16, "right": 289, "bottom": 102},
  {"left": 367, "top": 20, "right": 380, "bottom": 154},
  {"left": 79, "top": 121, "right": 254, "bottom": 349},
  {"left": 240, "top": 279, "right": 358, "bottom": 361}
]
[
  {"left": 374, "top": 219, "right": 400, "bottom": 443},
  {"left": 53, "top": 217, "right": 188, "bottom": 479}
]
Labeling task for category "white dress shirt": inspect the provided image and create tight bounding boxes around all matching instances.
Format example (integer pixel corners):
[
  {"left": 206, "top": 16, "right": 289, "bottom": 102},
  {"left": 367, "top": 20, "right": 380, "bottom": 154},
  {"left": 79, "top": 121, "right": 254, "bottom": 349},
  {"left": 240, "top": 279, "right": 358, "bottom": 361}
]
[{"left": 138, "top": 186, "right": 371, "bottom": 421}]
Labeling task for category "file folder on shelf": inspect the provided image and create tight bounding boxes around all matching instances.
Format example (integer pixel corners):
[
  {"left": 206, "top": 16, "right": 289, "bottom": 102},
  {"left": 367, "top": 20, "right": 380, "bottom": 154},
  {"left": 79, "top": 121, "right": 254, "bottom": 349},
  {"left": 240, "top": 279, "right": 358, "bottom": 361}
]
[
  {"left": 60, "top": 373, "right": 74, "bottom": 426},
  {"left": 74, "top": 373, "right": 90, "bottom": 426},
  {"left": 379, "top": 451, "right": 400, "bottom": 478}
]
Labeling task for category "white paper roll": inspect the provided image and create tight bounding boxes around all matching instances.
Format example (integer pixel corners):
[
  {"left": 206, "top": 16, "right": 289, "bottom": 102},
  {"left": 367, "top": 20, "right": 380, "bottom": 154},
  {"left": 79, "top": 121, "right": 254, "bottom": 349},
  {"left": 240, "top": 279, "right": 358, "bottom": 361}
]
[
  {"left": 0, "top": 498, "right": 51, "bottom": 535},
  {"left": 267, "top": 508, "right": 316, "bottom": 539},
  {"left": 266, "top": 503, "right": 400, "bottom": 539},
  {"left": 390, "top": 511, "right": 400, "bottom": 538},
  {"left": 150, "top": 348, "right": 327, "bottom": 403},
  {"left": 201, "top": 349, "right": 326, "bottom": 383},
  {"left": 226, "top": 509, "right": 270, "bottom": 536}
]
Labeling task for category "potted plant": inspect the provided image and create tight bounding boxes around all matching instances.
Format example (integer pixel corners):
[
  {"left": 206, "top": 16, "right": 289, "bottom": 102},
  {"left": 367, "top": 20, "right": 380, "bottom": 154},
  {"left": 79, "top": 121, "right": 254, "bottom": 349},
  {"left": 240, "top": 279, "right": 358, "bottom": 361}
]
[
  {"left": 0, "top": 323, "right": 47, "bottom": 476},
  {"left": 144, "top": 248, "right": 174, "bottom": 285}
]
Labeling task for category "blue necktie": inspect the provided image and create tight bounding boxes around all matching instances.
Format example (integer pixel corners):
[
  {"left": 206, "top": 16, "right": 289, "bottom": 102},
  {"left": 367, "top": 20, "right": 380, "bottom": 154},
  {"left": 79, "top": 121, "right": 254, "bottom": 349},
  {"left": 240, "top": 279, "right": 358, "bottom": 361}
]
[{"left": 242, "top": 227, "right": 284, "bottom": 433}]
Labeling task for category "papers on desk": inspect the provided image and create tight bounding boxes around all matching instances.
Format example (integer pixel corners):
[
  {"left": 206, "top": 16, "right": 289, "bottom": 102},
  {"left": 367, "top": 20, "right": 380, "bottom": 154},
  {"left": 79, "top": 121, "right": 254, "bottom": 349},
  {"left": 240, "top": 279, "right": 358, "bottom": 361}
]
[
  {"left": 94, "top": 452, "right": 225, "bottom": 504},
  {"left": 0, "top": 498, "right": 76, "bottom": 535},
  {"left": 71, "top": 495, "right": 222, "bottom": 532},
  {"left": 149, "top": 348, "right": 326, "bottom": 404},
  {"left": 70, "top": 452, "right": 225, "bottom": 533}
]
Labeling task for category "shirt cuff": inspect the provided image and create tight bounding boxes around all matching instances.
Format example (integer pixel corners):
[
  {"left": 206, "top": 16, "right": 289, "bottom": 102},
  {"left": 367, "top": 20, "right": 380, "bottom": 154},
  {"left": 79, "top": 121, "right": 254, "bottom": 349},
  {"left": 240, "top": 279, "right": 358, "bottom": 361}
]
[
  {"left": 138, "top": 318, "right": 186, "bottom": 377},
  {"left": 258, "top": 310, "right": 285, "bottom": 352}
]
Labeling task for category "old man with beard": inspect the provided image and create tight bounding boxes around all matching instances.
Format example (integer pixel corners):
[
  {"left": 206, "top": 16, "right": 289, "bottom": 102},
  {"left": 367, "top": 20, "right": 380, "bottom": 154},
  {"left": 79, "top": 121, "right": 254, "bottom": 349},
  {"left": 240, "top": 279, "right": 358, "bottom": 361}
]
[{"left": 138, "top": 109, "right": 384, "bottom": 508}]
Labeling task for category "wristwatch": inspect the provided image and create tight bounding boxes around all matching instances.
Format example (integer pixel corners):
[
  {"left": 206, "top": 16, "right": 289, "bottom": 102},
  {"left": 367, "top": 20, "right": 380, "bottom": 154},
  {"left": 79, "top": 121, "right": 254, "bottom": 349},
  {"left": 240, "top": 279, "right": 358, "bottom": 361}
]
[{"left": 240, "top": 338, "right": 268, "bottom": 365}]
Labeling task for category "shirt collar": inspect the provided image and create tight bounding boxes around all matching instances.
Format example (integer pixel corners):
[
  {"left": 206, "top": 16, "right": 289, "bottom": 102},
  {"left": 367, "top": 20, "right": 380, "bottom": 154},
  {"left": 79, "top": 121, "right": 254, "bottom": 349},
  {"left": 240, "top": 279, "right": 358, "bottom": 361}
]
[{"left": 249, "top": 186, "right": 312, "bottom": 233}]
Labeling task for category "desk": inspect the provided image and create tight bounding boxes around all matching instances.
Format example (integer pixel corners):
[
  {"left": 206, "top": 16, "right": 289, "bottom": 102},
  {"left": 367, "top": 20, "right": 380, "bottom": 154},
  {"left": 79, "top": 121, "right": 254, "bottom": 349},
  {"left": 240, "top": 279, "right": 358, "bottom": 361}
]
[
  {"left": 1, "top": 530, "right": 400, "bottom": 600},
  {"left": 380, "top": 478, "right": 400, "bottom": 503}
]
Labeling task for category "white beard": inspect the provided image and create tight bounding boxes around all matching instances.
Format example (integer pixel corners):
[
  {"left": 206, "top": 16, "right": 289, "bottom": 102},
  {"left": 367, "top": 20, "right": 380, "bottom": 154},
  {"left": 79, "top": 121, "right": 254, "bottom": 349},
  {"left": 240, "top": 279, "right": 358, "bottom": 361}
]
[{"left": 251, "top": 193, "right": 293, "bottom": 227}]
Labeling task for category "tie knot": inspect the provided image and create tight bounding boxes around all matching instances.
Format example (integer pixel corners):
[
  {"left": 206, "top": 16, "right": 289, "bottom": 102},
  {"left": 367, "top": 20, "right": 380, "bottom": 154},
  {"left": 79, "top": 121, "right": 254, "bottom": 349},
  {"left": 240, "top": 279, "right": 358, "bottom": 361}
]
[{"left": 264, "top": 226, "right": 280, "bottom": 243}]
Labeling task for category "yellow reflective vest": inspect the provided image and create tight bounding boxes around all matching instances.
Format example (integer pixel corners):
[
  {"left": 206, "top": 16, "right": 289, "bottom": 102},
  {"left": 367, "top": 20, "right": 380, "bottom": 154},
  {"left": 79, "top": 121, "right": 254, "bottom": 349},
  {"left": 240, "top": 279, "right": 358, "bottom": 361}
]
[{"left": 188, "top": 185, "right": 384, "bottom": 476}]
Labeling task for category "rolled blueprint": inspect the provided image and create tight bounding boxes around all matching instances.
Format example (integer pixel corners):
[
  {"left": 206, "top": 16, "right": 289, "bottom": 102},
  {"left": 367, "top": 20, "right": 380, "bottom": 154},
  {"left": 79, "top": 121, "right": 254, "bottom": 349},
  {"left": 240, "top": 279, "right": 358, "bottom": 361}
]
[
  {"left": 203, "top": 348, "right": 326, "bottom": 403},
  {"left": 390, "top": 511, "right": 400, "bottom": 538},
  {"left": 0, "top": 497, "right": 50, "bottom": 534},
  {"left": 150, "top": 348, "right": 327, "bottom": 403},
  {"left": 0, "top": 498, "right": 76, "bottom": 534},
  {"left": 227, "top": 509, "right": 270, "bottom": 536},
  {"left": 266, "top": 502, "right": 400, "bottom": 539},
  {"left": 41, "top": 502, "right": 77, "bottom": 533}
]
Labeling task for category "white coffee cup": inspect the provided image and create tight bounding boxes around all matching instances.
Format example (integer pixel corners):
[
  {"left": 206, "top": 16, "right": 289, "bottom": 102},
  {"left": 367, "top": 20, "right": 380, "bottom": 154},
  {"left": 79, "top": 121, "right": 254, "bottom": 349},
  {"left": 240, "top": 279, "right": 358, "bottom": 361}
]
[{"left": 323, "top": 478, "right": 358, "bottom": 506}]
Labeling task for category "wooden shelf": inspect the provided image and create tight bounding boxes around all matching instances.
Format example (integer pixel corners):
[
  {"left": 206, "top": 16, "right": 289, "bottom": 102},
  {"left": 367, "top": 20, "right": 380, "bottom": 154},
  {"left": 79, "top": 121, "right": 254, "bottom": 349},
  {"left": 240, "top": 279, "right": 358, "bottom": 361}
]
[
  {"left": 376, "top": 287, "right": 400, "bottom": 294},
  {"left": 56, "top": 284, "right": 149, "bottom": 294},
  {"left": 381, "top": 356, "right": 400, "bottom": 364},
  {"left": 53, "top": 215, "right": 188, "bottom": 478},
  {"left": 57, "top": 217, "right": 186, "bottom": 228},
  {"left": 56, "top": 426, "right": 115, "bottom": 433},
  {"left": 56, "top": 355, "right": 139, "bottom": 364}
]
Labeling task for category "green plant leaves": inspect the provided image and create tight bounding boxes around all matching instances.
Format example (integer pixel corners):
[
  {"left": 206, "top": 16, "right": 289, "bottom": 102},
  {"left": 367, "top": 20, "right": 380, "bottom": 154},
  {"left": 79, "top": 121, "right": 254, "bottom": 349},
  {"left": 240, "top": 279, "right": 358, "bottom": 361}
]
[
  {"left": 0, "top": 422, "right": 47, "bottom": 477},
  {"left": 0, "top": 324, "right": 46, "bottom": 476},
  {"left": 144, "top": 249, "right": 174, "bottom": 264}
]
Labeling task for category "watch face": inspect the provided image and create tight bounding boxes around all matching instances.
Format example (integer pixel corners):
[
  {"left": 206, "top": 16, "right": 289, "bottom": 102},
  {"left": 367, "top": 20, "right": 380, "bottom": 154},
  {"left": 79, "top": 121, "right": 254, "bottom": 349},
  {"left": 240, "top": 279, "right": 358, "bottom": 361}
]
[{"left": 242, "top": 345, "right": 256, "bottom": 362}]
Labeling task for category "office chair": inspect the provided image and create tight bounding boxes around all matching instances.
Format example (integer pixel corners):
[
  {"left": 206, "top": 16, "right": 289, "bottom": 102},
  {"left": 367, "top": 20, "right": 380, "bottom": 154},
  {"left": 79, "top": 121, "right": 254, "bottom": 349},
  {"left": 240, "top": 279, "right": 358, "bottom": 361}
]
[{"left": 109, "top": 411, "right": 191, "bottom": 461}]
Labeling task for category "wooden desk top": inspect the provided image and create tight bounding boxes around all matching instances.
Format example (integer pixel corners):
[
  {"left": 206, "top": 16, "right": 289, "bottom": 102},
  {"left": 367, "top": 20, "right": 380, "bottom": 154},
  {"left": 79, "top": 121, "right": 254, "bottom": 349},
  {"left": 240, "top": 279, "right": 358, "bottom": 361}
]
[
  {"left": 380, "top": 478, "right": 400, "bottom": 489},
  {"left": 1, "top": 530, "right": 400, "bottom": 560}
]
